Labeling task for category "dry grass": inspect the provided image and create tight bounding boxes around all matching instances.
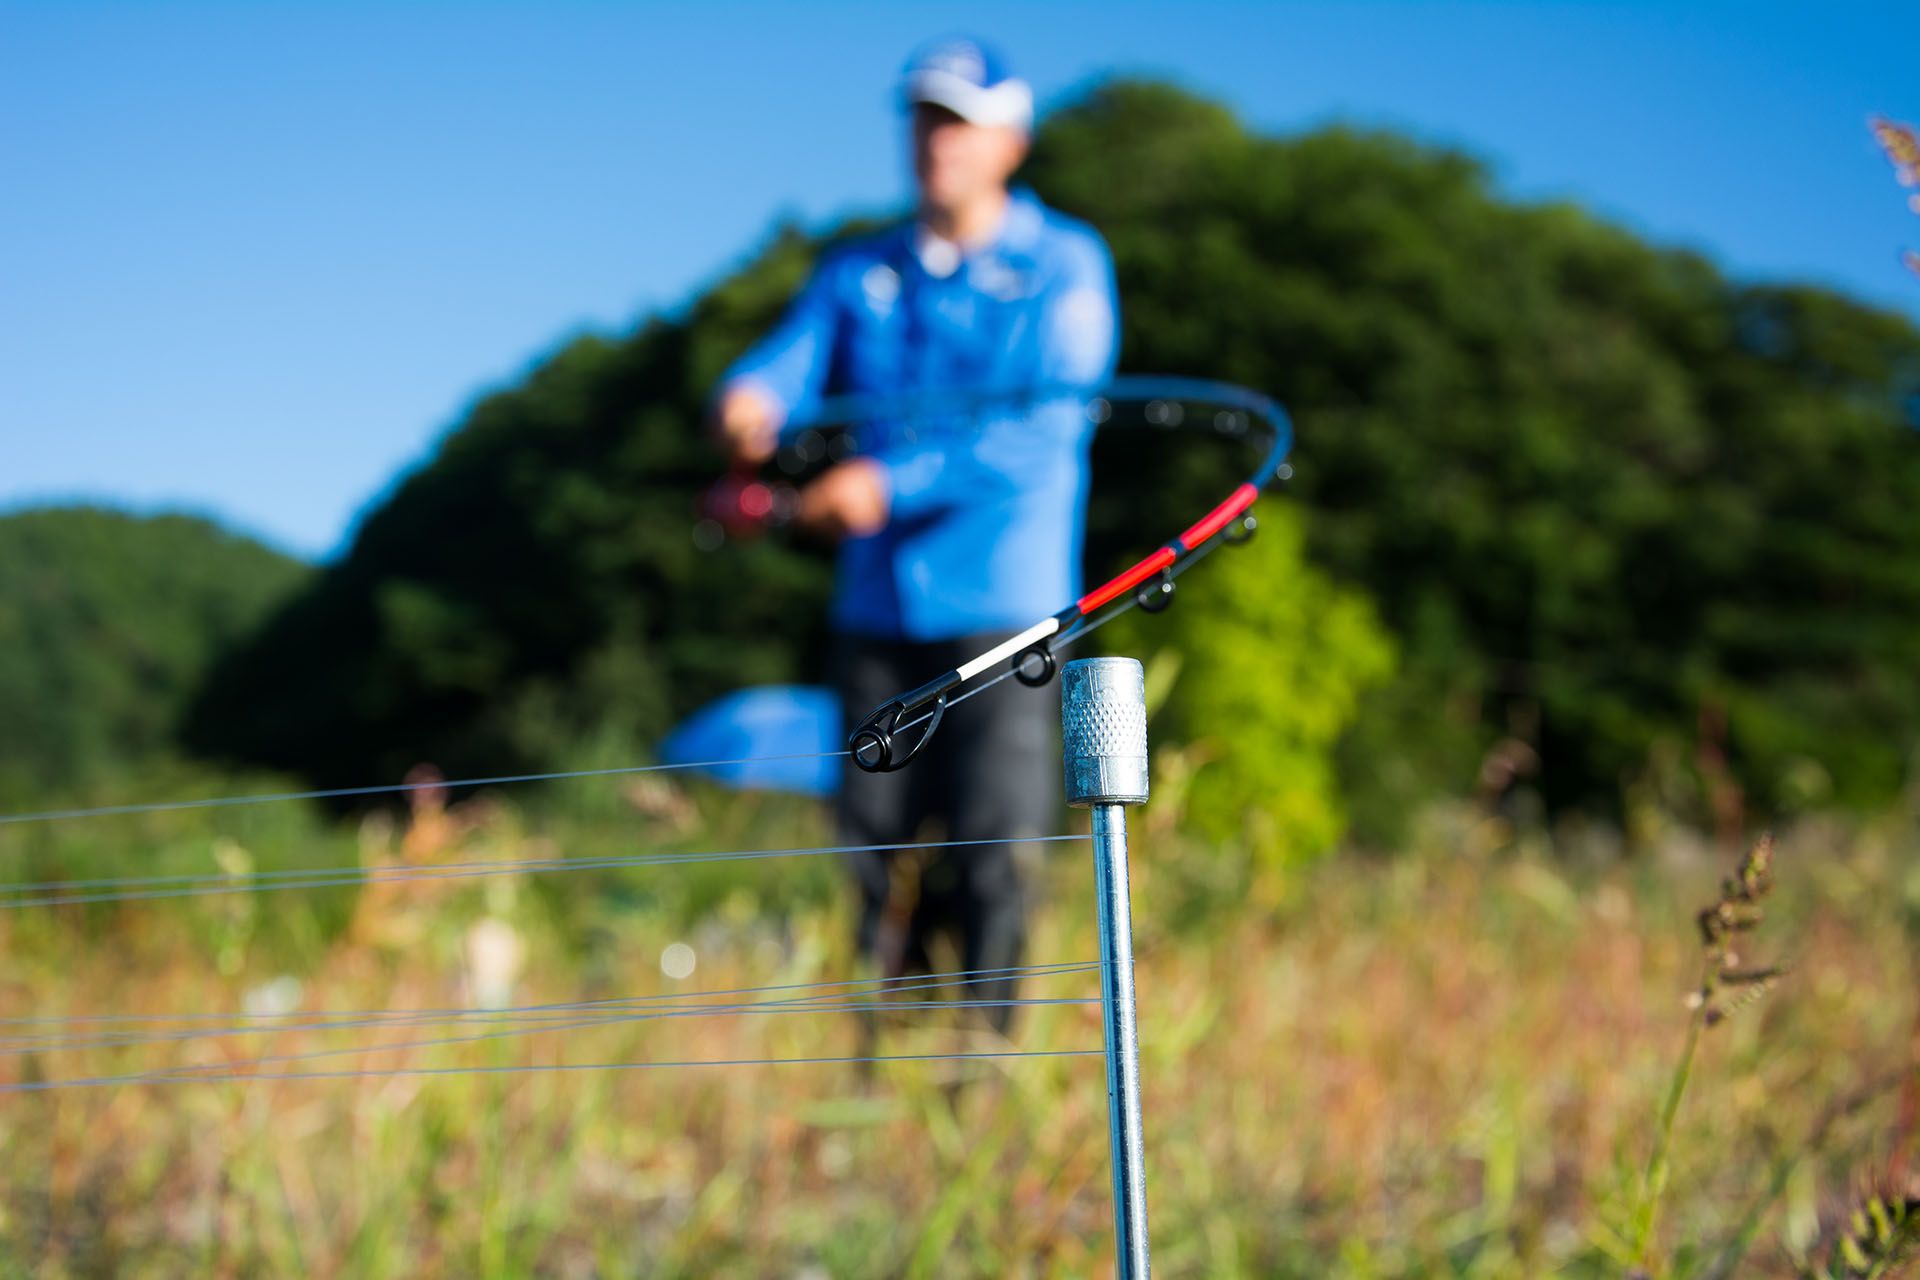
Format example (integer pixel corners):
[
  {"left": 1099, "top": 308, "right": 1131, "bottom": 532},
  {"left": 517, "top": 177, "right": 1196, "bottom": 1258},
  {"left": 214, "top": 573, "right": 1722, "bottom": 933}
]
[{"left": 0, "top": 788, "right": 1915, "bottom": 1278}]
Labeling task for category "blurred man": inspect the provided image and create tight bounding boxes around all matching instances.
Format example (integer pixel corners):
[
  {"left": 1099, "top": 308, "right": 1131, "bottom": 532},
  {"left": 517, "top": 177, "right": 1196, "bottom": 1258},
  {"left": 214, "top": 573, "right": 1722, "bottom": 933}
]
[{"left": 711, "top": 36, "right": 1118, "bottom": 1028}]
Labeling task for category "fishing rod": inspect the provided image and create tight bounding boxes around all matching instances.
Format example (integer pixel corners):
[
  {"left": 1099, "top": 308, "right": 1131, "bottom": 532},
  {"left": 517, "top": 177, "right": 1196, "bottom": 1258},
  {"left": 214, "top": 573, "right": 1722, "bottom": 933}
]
[{"left": 700, "top": 375, "right": 1295, "bottom": 774}]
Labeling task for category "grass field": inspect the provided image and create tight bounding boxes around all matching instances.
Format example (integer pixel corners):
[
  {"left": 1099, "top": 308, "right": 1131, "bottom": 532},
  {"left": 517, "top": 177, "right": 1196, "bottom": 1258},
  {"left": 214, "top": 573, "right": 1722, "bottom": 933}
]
[{"left": 1, "top": 773, "right": 1916, "bottom": 1278}]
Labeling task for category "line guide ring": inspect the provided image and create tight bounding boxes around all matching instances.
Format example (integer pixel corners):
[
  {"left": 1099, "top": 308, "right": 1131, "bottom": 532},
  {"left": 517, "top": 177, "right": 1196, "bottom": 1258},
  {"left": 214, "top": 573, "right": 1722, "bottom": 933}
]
[
  {"left": 850, "top": 692, "right": 949, "bottom": 773},
  {"left": 1013, "top": 644, "right": 1057, "bottom": 688}
]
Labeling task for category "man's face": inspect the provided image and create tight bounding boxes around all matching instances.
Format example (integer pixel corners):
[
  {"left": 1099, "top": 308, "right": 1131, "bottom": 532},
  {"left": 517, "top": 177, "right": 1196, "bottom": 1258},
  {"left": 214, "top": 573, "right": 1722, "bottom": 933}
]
[{"left": 910, "top": 103, "right": 1027, "bottom": 213}]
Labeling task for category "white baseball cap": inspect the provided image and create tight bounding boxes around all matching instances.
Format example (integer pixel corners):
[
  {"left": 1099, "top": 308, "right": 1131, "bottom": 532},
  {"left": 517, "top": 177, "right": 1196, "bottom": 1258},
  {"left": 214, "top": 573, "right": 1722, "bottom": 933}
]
[{"left": 899, "top": 36, "right": 1033, "bottom": 131}]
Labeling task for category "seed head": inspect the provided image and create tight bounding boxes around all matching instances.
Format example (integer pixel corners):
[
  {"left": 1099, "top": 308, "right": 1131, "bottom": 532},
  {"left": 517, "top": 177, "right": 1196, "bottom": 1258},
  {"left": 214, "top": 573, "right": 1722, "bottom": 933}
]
[{"left": 1692, "top": 835, "right": 1783, "bottom": 1030}]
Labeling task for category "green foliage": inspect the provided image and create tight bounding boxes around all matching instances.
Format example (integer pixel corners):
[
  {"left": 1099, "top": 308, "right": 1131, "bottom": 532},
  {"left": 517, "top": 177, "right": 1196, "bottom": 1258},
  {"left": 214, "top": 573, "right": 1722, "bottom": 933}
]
[
  {"left": 185, "top": 242, "right": 842, "bottom": 787},
  {"left": 1039, "top": 82, "right": 1920, "bottom": 820},
  {"left": 0, "top": 506, "right": 306, "bottom": 804},
  {"left": 174, "top": 78, "right": 1920, "bottom": 824},
  {"left": 1106, "top": 501, "right": 1394, "bottom": 865},
  {"left": 1802, "top": 1190, "right": 1919, "bottom": 1279}
]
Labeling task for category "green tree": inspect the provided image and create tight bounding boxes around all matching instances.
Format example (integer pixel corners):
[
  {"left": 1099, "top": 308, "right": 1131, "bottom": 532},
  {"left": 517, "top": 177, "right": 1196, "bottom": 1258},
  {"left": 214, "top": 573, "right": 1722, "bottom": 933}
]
[
  {"left": 1042, "top": 83, "right": 1920, "bottom": 820},
  {"left": 185, "top": 231, "right": 843, "bottom": 787},
  {"left": 186, "top": 80, "right": 1920, "bottom": 826},
  {"left": 1104, "top": 500, "right": 1395, "bottom": 865},
  {"left": 0, "top": 506, "right": 307, "bottom": 802}
]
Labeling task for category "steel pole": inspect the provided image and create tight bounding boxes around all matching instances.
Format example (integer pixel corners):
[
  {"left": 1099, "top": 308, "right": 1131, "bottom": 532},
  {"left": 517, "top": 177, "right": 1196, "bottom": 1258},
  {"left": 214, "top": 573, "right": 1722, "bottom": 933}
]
[{"left": 1061, "top": 657, "right": 1152, "bottom": 1279}]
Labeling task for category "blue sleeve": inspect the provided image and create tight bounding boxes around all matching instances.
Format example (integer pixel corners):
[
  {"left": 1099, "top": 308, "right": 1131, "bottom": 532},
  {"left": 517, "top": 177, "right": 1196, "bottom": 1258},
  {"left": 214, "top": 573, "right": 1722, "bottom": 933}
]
[
  {"left": 719, "top": 256, "right": 842, "bottom": 427},
  {"left": 877, "top": 228, "right": 1117, "bottom": 520},
  {"left": 1037, "top": 229, "right": 1120, "bottom": 388}
]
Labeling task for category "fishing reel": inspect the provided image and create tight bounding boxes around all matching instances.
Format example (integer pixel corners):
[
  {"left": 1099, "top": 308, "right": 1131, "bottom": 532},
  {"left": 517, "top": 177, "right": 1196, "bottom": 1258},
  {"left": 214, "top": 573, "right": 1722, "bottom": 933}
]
[
  {"left": 697, "top": 467, "right": 795, "bottom": 543},
  {"left": 694, "top": 427, "right": 856, "bottom": 548}
]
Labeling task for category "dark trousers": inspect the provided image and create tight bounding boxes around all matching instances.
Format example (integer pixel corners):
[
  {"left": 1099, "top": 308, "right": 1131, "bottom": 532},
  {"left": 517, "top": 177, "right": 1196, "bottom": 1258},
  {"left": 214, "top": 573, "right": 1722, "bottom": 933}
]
[{"left": 833, "top": 631, "right": 1061, "bottom": 1031}]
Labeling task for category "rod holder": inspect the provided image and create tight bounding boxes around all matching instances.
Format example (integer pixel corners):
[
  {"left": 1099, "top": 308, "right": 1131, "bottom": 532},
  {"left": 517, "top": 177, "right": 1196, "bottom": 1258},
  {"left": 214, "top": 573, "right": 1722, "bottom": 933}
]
[
  {"left": 1061, "top": 656, "right": 1153, "bottom": 1278},
  {"left": 1062, "top": 657, "right": 1150, "bottom": 808}
]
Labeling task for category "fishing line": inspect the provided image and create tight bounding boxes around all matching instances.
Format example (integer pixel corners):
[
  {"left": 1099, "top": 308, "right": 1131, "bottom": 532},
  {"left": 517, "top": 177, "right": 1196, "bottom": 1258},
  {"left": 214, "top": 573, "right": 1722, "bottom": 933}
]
[
  {"left": 0, "top": 833, "right": 1088, "bottom": 910},
  {"left": 34, "top": 993, "right": 1099, "bottom": 1088},
  {"left": 0, "top": 1048, "right": 1105, "bottom": 1095},
  {"left": 0, "top": 751, "right": 849, "bottom": 829},
  {"left": 5, "top": 962, "right": 1101, "bottom": 1057},
  {"left": 3, "top": 996, "right": 1098, "bottom": 1063},
  {"left": 0, "top": 958, "right": 1098, "bottom": 1030}
]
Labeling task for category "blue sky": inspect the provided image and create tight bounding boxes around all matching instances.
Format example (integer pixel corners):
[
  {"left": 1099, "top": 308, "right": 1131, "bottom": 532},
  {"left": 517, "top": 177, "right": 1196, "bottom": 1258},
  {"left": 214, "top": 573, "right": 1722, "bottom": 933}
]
[{"left": 4, "top": 1, "right": 1917, "bottom": 560}]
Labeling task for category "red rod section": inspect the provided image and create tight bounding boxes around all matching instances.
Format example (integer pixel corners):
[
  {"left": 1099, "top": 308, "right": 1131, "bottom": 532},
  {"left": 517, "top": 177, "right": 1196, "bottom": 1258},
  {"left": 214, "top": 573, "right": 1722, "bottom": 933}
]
[
  {"left": 1178, "top": 483, "right": 1258, "bottom": 550},
  {"left": 1078, "top": 546, "right": 1177, "bottom": 614}
]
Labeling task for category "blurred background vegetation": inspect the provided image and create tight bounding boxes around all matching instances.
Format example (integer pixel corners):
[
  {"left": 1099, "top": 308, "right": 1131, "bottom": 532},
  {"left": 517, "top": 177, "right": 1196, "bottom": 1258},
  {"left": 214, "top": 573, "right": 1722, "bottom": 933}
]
[
  {"left": 9, "top": 82, "right": 1916, "bottom": 857},
  {"left": 5, "top": 82, "right": 1920, "bottom": 1278}
]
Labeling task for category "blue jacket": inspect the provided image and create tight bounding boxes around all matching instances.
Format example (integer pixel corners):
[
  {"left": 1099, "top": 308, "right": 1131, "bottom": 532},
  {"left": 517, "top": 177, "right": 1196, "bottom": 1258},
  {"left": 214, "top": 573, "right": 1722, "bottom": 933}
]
[{"left": 722, "top": 188, "right": 1119, "bottom": 641}]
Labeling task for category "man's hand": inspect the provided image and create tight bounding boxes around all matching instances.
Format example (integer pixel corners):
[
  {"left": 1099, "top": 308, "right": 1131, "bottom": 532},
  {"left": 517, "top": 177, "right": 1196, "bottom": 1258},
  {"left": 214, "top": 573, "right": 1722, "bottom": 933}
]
[
  {"left": 712, "top": 382, "right": 780, "bottom": 465},
  {"left": 796, "top": 458, "right": 890, "bottom": 540}
]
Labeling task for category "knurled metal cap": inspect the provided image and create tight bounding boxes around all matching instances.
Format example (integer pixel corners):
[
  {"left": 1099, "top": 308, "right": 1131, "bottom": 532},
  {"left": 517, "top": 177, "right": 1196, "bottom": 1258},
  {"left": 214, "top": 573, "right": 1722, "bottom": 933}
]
[{"left": 1061, "top": 656, "right": 1149, "bottom": 807}]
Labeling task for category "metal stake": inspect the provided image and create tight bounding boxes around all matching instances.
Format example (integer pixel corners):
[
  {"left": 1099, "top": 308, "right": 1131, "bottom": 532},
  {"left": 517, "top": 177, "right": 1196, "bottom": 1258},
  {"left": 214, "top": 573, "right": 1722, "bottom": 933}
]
[{"left": 1061, "top": 656, "right": 1152, "bottom": 1279}]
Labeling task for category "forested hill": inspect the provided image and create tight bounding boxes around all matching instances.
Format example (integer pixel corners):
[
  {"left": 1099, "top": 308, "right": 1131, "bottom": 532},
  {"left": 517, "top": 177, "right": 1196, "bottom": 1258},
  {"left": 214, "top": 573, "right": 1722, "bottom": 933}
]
[
  {"left": 182, "top": 80, "right": 1920, "bottom": 819},
  {"left": 0, "top": 505, "right": 308, "bottom": 801}
]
